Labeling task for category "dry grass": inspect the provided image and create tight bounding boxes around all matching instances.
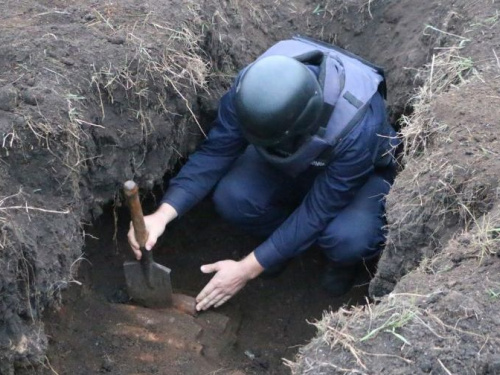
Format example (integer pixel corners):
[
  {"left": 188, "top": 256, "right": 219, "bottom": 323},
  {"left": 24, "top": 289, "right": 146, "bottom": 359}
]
[
  {"left": 467, "top": 210, "right": 500, "bottom": 261},
  {"left": 90, "top": 14, "right": 210, "bottom": 141},
  {"left": 385, "top": 40, "right": 489, "bottom": 254},
  {"left": 421, "top": 207, "right": 500, "bottom": 275},
  {"left": 388, "top": 151, "right": 494, "bottom": 251},
  {"left": 286, "top": 291, "right": 488, "bottom": 374},
  {"left": 399, "top": 46, "right": 475, "bottom": 161}
]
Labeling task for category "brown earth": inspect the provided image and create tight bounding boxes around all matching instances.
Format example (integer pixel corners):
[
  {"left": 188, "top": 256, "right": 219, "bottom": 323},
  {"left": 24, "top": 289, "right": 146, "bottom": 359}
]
[
  {"left": 1, "top": 0, "right": 499, "bottom": 374},
  {"left": 36, "top": 200, "right": 370, "bottom": 375}
]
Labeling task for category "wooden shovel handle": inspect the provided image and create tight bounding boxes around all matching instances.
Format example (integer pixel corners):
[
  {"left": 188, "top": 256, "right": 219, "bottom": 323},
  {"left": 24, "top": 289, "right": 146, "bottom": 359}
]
[{"left": 123, "top": 181, "right": 149, "bottom": 248}]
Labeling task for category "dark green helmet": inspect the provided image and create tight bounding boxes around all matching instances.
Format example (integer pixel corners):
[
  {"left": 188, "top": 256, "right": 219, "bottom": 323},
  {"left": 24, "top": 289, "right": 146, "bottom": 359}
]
[{"left": 234, "top": 55, "right": 324, "bottom": 147}]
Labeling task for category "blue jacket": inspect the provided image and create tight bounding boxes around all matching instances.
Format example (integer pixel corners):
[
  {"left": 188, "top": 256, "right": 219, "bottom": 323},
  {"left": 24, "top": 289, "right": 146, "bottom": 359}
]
[{"left": 160, "top": 66, "right": 395, "bottom": 268}]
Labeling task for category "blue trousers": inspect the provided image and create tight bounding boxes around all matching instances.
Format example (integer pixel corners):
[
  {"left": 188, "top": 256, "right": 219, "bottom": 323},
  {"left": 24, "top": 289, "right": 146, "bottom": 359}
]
[{"left": 212, "top": 147, "right": 394, "bottom": 265}]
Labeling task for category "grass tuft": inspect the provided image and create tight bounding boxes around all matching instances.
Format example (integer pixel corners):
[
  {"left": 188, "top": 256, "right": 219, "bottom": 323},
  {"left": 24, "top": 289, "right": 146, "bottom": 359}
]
[
  {"left": 90, "top": 17, "right": 210, "bottom": 141},
  {"left": 399, "top": 46, "right": 476, "bottom": 161}
]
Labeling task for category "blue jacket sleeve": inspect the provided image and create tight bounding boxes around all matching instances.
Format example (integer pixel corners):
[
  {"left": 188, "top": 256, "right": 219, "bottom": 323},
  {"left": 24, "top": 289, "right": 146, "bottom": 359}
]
[
  {"left": 253, "top": 124, "right": 375, "bottom": 268},
  {"left": 161, "top": 86, "right": 247, "bottom": 216}
]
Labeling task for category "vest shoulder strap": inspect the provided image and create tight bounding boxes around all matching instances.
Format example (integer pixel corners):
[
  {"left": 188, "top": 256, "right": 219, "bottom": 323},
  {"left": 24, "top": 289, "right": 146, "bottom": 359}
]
[{"left": 294, "top": 35, "right": 387, "bottom": 99}]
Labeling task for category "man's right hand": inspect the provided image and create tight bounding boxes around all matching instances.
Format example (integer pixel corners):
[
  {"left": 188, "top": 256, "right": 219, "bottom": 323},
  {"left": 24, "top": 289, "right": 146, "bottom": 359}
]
[{"left": 127, "top": 203, "right": 178, "bottom": 260}]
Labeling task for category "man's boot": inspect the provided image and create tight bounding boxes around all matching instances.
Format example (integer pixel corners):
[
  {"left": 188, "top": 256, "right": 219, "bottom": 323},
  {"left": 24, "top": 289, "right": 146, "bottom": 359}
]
[{"left": 321, "top": 262, "right": 360, "bottom": 297}]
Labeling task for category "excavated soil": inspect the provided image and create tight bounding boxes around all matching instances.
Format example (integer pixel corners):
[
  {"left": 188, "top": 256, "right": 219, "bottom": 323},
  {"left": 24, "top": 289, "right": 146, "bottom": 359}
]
[
  {"left": 37, "top": 200, "right": 370, "bottom": 375},
  {"left": 1, "top": 0, "right": 499, "bottom": 374}
]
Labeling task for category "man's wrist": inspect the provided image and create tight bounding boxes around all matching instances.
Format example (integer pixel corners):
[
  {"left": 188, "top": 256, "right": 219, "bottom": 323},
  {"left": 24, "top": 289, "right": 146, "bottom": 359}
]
[
  {"left": 154, "top": 203, "right": 178, "bottom": 226},
  {"left": 240, "top": 252, "right": 265, "bottom": 280}
]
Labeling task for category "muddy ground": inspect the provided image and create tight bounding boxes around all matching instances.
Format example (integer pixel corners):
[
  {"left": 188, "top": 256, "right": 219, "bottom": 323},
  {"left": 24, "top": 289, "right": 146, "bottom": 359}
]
[
  {"left": 1, "top": 0, "right": 499, "bottom": 374},
  {"left": 38, "top": 199, "right": 370, "bottom": 374}
]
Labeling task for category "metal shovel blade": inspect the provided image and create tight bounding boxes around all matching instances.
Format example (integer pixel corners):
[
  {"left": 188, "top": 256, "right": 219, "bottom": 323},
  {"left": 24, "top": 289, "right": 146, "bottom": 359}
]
[{"left": 124, "top": 260, "right": 173, "bottom": 308}]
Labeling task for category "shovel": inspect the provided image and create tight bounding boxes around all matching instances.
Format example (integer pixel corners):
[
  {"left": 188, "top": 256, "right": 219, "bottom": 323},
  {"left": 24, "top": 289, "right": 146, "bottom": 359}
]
[
  {"left": 123, "top": 180, "right": 174, "bottom": 308},
  {"left": 123, "top": 181, "right": 197, "bottom": 316},
  {"left": 123, "top": 181, "right": 197, "bottom": 315},
  {"left": 123, "top": 181, "right": 196, "bottom": 316}
]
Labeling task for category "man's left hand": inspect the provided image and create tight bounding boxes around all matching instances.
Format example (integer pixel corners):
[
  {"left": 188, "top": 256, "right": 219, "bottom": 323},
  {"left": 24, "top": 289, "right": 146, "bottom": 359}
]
[{"left": 195, "top": 253, "right": 264, "bottom": 311}]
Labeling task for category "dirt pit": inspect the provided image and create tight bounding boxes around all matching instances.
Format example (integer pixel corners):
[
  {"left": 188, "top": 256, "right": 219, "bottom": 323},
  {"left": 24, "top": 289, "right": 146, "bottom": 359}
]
[
  {"left": 2, "top": 0, "right": 500, "bottom": 374},
  {"left": 41, "top": 198, "right": 372, "bottom": 375}
]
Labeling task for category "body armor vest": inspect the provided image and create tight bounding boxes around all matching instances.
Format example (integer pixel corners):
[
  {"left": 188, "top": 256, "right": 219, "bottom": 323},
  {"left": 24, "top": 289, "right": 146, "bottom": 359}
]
[{"left": 252, "top": 35, "right": 391, "bottom": 177}]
